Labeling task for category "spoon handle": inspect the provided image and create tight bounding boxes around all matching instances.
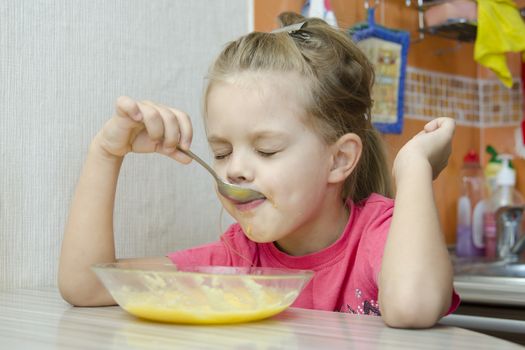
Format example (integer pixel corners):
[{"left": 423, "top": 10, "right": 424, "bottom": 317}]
[{"left": 176, "top": 146, "right": 220, "bottom": 182}]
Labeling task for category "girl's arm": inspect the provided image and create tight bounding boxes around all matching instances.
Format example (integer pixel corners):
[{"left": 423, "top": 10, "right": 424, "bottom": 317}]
[
  {"left": 379, "top": 117, "right": 455, "bottom": 328},
  {"left": 58, "top": 97, "right": 193, "bottom": 306}
]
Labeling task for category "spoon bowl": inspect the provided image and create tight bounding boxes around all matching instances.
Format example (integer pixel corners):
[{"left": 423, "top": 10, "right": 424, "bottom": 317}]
[{"left": 176, "top": 147, "right": 265, "bottom": 203}]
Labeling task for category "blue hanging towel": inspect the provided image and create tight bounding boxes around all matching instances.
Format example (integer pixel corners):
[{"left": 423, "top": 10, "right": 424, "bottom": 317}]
[{"left": 349, "top": 8, "right": 410, "bottom": 134}]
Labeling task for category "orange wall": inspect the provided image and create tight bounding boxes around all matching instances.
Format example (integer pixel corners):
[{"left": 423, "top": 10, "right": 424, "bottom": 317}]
[{"left": 254, "top": 0, "right": 524, "bottom": 244}]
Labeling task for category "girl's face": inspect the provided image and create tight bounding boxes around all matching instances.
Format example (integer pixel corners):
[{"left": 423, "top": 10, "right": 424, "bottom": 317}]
[{"left": 205, "top": 72, "right": 340, "bottom": 251}]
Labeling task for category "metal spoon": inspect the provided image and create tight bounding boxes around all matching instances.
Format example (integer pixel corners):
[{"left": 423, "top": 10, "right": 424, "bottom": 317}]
[{"left": 176, "top": 146, "right": 265, "bottom": 203}]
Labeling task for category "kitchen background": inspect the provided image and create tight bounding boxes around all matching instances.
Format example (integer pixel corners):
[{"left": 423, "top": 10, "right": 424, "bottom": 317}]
[
  {"left": 255, "top": 0, "right": 525, "bottom": 245},
  {"left": 1, "top": 0, "right": 524, "bottom": 290}
]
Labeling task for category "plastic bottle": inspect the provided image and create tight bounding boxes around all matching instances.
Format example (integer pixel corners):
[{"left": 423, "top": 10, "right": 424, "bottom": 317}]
[
  {"left": 456, "top": 150, "right": 486, "bottom": 257},
  {"left": 484, "top": 145, "right": 502, "bottom": 197},
  {"left": 483, "top": 154, "right": 524, "bottom": 259}
]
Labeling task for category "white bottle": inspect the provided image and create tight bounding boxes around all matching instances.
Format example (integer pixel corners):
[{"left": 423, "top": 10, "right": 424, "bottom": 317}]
[
  {"left": 456, "top": 150, "right": 485, "bottom": 257},
  {"left": 483, "top": 154, "right": 524, "bottom": 259}
]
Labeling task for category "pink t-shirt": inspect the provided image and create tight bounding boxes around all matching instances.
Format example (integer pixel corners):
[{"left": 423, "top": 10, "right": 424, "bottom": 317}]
[{"left": 167, "top": 193, "right": 460, "bottom": 315}]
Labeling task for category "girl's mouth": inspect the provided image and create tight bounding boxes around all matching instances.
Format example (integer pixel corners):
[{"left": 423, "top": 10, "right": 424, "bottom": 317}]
[{"left": 233, "top": 198, "right": 266, "bottom": 211}]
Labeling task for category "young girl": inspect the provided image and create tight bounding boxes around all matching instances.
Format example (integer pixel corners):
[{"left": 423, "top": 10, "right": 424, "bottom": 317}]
[{"left": 59, "top": 13, "right": 459, "bottom": 328}]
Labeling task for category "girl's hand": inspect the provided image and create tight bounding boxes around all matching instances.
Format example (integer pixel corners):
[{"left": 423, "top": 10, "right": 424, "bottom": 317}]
[
  {"left": 393, "top": 117, "right": 455, "bottom": 180},
  {"left": 94, "top": 96, "right": 193, "bottom": 164}
]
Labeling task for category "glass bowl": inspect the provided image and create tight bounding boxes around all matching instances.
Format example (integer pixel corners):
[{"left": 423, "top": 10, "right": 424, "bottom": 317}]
[{"left": 92, "top": 263, "right": 313, "bottom": 324}]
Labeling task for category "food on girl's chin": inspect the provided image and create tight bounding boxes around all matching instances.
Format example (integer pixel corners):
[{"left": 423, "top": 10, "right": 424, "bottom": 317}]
[{"left": 114, "top": 279, "right": 299, "bottom": 324}]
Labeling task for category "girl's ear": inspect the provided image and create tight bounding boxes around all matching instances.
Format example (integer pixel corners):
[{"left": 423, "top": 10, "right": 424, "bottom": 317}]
[{"left": 328, "top": 133, "right": 362, "bottom": 184}]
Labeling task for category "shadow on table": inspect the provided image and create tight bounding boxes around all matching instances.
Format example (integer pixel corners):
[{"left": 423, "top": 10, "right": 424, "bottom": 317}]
[{"left": 56, "top": 305, "right": 301, "bottom": 349}]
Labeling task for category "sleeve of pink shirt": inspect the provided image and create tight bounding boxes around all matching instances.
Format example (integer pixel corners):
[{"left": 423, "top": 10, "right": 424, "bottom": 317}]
[{"left": 362, "top": 195, "right": 460, "bottom": 315}]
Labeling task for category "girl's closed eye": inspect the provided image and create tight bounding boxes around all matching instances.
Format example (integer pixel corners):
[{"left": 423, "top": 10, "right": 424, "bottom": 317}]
[
  {"left": 211, "top": 145, "right": 232, "bottom": 160},
  {"left": 256, "top": 149, "right": 280, "bottom": 157},
  {"left": 253, "top": 140, "right": 287, "bottom": 158},
  {"left": 214, "top": 151, "right": 231, "bottom": 160}
]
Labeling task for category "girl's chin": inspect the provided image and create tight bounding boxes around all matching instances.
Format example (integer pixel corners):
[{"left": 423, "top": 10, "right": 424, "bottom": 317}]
[{"left": 241, "top": 225, "right": 276, "bottom": 243}]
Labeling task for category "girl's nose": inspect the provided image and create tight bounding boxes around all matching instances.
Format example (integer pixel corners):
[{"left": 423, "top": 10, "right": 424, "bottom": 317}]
[{"left": 226, "top": 151, "right": 254, "bottom": 185}]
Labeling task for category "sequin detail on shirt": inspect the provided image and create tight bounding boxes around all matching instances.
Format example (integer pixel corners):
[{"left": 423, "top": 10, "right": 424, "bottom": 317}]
[{"left": 339, "top": 288, "right": 381, "bottom": 316}]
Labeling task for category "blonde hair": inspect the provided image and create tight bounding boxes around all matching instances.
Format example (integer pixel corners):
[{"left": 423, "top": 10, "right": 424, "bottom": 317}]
[{"left": 204, "top": 12, "right": 393, "bottom": 201}]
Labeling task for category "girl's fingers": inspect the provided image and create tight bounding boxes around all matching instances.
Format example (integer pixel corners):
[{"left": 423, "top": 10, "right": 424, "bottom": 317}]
[
  {"left": 112, "top": 97, "right": 194, "bottom": 163},
  {"left": 141, "top": 101, "right": 193, "bottom": 163},
  {"left": 423, "top": 120, "right": 437, "bottom": 133},
  {"left": 143, "top": 101, "right": 180, "bottom": 151},
  {"left": 116, "top": 96, "right": 143, "bottom": 122},
  {"left": 130, "top": 129, "right": 158, "bottom": 153},
  {"left": 166, "top": 107, "right": 193, "bottom": 150},
  {"left": 161, "top": 107, "right": 193, "bottom": 163},
  {"left": 424, "top": 117, "right": 455, "bottom": 135},
  {"left": 136, "top": 102, "right": 165, "bottom": 144},
  {"left": 440, "top": 117, "right": 456, "bottom": 137}
]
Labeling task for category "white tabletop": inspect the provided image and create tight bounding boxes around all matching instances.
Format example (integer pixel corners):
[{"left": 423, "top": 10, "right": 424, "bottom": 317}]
[{"left": 0, "top": 288, "right": 521, "bottom": 349}]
